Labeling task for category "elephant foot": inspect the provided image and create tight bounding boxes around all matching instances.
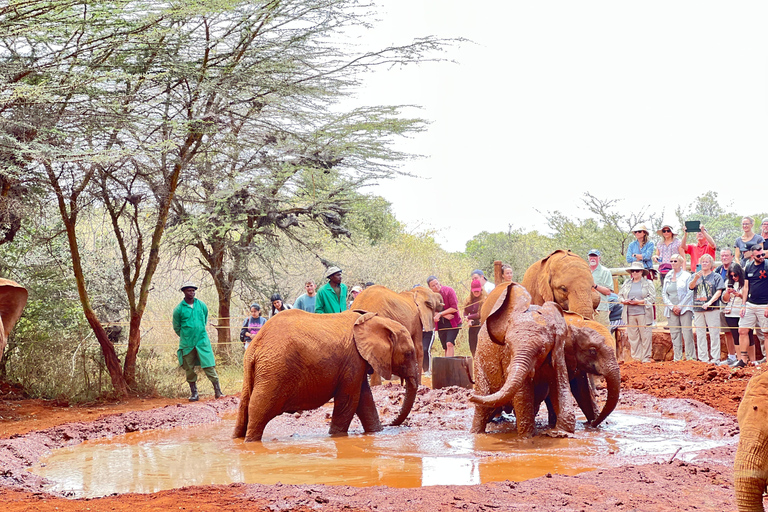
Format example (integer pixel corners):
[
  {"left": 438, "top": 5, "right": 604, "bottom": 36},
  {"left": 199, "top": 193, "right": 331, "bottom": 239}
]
[{"left": 543, "top": 429, "right": 572, "bottom": 439}]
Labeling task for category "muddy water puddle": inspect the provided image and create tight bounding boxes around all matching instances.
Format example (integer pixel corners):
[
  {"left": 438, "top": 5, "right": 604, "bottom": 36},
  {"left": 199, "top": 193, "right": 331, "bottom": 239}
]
[{"left": 31, "top": 408, "right": 730, "bottom": 498}]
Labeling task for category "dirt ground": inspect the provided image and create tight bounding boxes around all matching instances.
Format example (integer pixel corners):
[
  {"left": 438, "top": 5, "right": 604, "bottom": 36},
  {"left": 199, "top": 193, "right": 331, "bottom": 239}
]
[{"left": 0, "top": 360, "right": 763, "bottom": 512}]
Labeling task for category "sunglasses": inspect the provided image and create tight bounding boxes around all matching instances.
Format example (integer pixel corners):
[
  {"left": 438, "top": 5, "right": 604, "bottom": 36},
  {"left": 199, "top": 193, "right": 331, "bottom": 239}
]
[
  {"left": 630, "top": 269, "right": 643, "bottom": 273},
  {"left": 633, "top": 230, "right": 645, "bottom": 234},
  {"left": 755, "top": 253, "right": 765, "bottom": 258},
  {"left": 730, "top": 273, "right": 739, "bottom": 278},
  {"left": 661, "top": 229, "right": 671, "bottom": 233}
]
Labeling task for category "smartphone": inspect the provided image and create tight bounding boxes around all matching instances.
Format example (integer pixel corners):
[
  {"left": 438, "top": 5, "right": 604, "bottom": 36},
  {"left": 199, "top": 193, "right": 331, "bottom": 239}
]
[{"left": 696, "top": 264, "right": 702, "bottom": 272}]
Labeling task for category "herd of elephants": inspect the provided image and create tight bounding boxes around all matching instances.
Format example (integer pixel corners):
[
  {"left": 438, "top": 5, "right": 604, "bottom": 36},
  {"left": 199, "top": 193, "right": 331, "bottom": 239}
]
[{"left": 0, "top": 253, "right": 767, "bottom": 509}]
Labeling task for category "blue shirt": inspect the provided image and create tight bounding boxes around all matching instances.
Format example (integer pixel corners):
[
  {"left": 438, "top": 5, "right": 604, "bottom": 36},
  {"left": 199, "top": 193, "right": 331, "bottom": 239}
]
[
  {"left": 626, "top": 240, "right": 655, "bottom": 270},
  {"left": 293, "top": 293, "right": 316, "bottom": 313}
]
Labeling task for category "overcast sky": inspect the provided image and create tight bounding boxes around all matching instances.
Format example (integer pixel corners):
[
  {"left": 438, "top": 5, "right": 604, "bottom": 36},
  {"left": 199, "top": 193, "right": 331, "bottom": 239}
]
[{"left": 350, "top": 1, "right": 765, "bottom": 252}]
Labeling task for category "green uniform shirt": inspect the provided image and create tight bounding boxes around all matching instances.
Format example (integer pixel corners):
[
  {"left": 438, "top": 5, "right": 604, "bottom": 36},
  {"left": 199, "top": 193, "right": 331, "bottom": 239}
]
[
  {"left": 314, "top": 282, "right": 348, "bottom": 314},
  {"left": 173, "top": 298, "right": 216, "bottom": 368}
]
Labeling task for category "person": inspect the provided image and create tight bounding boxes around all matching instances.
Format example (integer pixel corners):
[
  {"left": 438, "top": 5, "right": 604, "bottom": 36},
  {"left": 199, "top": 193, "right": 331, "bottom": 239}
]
[
  {"left": 626, "top": 224, "right": 655, "bottom": 275},
  {"left": 348, "top": 285, "right": 363, "bottom": 308},
  {"left": 501, "top": 264, "right": 514, "bottom": 283},
  {"left": 270, "top": 293, "right": 292, "bottom": 317},
  {"left": 653, "top": 224, "right": 681, "bottom": 285},
  {"left": 688, "top": 254, "right": 725, "bottom": 364},
  {"left": 462, "top": 279, "right": 486, "bottom": 357},
  {"left": 618, "top": 262, "right": 655, "bottom": 362},
  {"left": 427, "top": 275, "right": 462, "bottom": 357},
  {"left": 661, "top": 254, "right": 694, "bottom": 361},
  {"left": 735, "top": 216, "right": 764, "bottom": 267},
  {"left": 240, "top": 303, "right": 266, "bottom": 351},
  {"left": 714, "top": 248, "right": 734, "bottom": 282},
  {"left": 412, "top": 284, "right": 436, "bottom": 376},
  {"left": 364, "top": 281, "right": 375, "bottom": 289},
  {"left": 588, "top": 249, "right": 614, "bottom": 327},
  {"left": 471, "top": 269, "right": 495, "bottom": 294},
  {"left": 679, "top": 224, "right": 716, "bottom": 273},
  {"left": 714, "top": 248, "right": 736, "bottom": 363},
  {"left": 723, "top": 263, "right": 754, "bottom": 368},
  {"left": 172, "top": 282, "right": 223, "bottom": 401},
  {"left": 293, "top": 279, "right": 317, "bottom": 313},
  {"left": 315, "top": 266, "right": 348, "bottom": 314},
  {"left": 761, "top": 218, "right": 768, "bottom": 242},
  {"left": 739, "top": 245, "right": 768, "bottom": 365}
]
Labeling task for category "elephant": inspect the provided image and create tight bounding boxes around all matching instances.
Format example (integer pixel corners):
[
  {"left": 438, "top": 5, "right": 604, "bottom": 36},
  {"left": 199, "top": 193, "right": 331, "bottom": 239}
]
[
  {"left": 470, "top": 282, "right": 575, "bottom": 437},
  {"left": 351, "top": 284, "right": 443, "bottom": 383},
  {"left": 0, "top": 279, "right": 28, "bottom": 363},
  {"left": 474, "top": 283, "right": 620, "bottom": 432},
  {"left": 734, "top": 371, "right": 768, "bottom": 511},
  {"left": 233, "top": 309, "right": 418, "bottom": 442},
  {"left": 521, "top": 249, "right": 600, "bottom": 320}
]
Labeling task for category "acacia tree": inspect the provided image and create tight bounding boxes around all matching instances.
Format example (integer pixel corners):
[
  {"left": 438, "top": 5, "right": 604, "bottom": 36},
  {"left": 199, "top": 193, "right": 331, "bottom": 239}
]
[{"left": 3, "top": 0, "right": 447, "bottom": 394}]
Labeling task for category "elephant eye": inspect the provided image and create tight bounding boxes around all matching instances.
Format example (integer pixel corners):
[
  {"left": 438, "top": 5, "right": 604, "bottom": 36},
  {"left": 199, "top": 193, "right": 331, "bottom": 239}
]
[
  {"left": 589, "top": 348, "right": 597, "bottom": 357},
  {"left": 560, "top": 286, "right": 568, "bottom": 292}
]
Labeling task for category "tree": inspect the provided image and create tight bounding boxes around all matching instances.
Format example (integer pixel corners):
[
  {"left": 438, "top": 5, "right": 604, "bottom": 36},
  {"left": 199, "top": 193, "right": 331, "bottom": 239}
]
[{"left": 3, "top": 0, "right": 448, "bottom": 394}]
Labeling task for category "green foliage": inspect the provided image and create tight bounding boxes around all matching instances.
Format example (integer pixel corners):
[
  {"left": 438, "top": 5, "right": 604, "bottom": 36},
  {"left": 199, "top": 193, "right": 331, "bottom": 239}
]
[{"left": 464, "top": 227, "right": 556, "bottom": 281}]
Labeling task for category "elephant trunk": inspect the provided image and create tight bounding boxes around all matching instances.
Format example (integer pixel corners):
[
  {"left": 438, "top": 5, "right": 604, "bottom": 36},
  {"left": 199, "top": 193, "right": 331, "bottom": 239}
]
[
  {"left": 590, "top": 360, "right": 620, "bottom": 427},
  {"left": 735, "top": 426, "right": 768, "bottom": 512},
  {"left": 390, "top": 376, "right": 417, "bottom": 426},
  {"left": 470, "top": 350, "right": 535, "bottom": 408},
  {"left": 569, "top": 291, "right": 596, "bottom": 320}
]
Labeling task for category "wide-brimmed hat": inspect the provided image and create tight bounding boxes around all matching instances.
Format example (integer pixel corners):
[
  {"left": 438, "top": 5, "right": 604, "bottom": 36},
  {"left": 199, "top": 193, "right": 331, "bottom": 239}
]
[
  {"left": 656, "top": 224, "right": 677, "bottom": 236},
  {"left": 626, "top": 261, "right": 649, "bottom": 276},
  {"left": 180, "top": 282, "right": 198, "bottom": 291},
  {"left": 631, "top": 223, "right": 650, "bottom": 234},
  {"left": 324, "top": 266, "right": 342, "bottom": 278}
]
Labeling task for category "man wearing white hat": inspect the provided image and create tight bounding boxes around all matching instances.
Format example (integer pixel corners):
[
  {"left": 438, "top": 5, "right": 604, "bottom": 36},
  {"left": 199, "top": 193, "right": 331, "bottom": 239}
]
[
  {"left": 172, "top": 282, "right": 223, "bottom": 401},
  {"left": 315, "top": 266, "right": 348, "bottom": 314}
]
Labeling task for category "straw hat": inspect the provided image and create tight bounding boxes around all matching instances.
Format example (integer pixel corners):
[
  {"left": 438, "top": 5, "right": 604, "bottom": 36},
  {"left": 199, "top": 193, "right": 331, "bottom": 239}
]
[
  {"left": 626, "top": 261, "right": 649, "bottom": 277},
  {"left": 324, "top": 266, "right": 342, "bottom": 278},
  {"left": 656, "top": 224, "right": 677, "bottom": 236},
  {"left": 631, "top": 223, "right": 650, "bottom": 234}
]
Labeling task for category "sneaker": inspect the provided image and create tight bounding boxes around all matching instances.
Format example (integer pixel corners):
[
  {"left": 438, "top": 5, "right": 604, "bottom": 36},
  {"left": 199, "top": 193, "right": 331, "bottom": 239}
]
[
  {"left": 717, "top": 359, "right": 732, "bottom": 366},
  {"left": 756, "top": 357, "right": 767, "bottom": 365},
  {"left": 733, "top": 360, "right": 747, "bottom": 369},
  {"left": 728, "top": 358, "right": 743, "bottom": 366}
]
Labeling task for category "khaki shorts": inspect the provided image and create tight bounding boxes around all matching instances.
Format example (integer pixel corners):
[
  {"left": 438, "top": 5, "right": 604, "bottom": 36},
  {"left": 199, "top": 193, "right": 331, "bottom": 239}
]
[{"left": 738, "top": 302, "right": 768, "bottom": 332}]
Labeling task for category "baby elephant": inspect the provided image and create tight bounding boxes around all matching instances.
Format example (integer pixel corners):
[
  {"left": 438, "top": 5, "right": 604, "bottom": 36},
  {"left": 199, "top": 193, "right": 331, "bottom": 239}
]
[
  {"left": 735, "top": 371, "right": 768, "bottom": 511},
  {"left": 233, "top": 309, "right": 418, "bottom": 442}
]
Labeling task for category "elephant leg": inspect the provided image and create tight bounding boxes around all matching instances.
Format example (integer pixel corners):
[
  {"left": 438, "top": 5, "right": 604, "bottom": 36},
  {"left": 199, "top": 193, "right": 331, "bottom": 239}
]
[
  {"left": 471, "top": 404, "right": 497, "bottom": 434},
  {"left": 244, "top": 383, "right": 284, "bottom": 442},
  {"left": 548, "top": 378, "right": 575, "bottom": 433},
  {"left": 329, "top": 390, "right": 361, "bottom": 435},
  {"left": 513, "top": 381, "right": 536, "bottom": 437},
  {"left": 544, "top": 396, "right": 557, "bottom": 429},
  {"left": 356, "top": 378, "right": 383, "bottom": 432},
  {"left": 571, "top": 374, "right": 598, "bottom": 423}
]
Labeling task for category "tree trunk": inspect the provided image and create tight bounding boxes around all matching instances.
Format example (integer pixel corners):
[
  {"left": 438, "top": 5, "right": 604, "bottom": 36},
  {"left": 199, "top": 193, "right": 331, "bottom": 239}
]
[
  {"left": 122, "top": 312, "right": 143, "bottom": 389},
  {"left": 216, "top": 290, "right": 232, "bottom": 364}
]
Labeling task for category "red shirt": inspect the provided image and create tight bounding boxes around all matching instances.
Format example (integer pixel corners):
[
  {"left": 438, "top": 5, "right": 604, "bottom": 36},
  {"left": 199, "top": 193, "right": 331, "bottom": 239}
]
[{"left": 683, "top": 242, "right": 715, "bottom": 272}]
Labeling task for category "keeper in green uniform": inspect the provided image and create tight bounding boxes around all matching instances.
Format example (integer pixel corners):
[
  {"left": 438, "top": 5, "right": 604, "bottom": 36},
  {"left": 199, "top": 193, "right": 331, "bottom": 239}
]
[
  {"left": 172, "top": 282, "right": 224, "bottom": 401},
  {"left": 314, "top": 266, "right": 348, "bottom": 314}
]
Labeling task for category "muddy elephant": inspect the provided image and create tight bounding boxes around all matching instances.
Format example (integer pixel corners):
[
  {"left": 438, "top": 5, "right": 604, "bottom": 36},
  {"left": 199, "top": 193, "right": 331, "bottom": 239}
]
[
  {"left": 0, "top": 279, "right": 28, "bottom": 363},
  {"left": 521, "top": 250, "right": 600, "bottom": 319},
  {"left": 475, "top": 283, "right": 620, "bottom": 431},
  {"left": 735, "top": 371, "right": 768, "bottom": 511},
  {"left": 233, "top": 309, "right": 418, "bottom": 442},
  {"left": 351, "top": 285, "right": 442, "bottom": 383},
  {"left": 470, "top": 283, "right": 574, "bottom": 437}
]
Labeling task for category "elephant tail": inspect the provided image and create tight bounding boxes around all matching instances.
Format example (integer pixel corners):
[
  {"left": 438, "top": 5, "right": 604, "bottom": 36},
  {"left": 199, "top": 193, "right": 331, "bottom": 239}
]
[
  {"left": 734, "top": 425, "right": 768, "bottom": 511},
  {"left": 470, "top": 350, "right": 535, "bottom": 408}
]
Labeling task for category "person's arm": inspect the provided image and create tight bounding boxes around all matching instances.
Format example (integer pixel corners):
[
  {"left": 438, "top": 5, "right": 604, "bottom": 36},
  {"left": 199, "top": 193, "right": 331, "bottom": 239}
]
[
  {"left": 734, "top": 242, "right": 742, "bottom": 264},
  {"left": 680, "top": 227, "right": 688, "bottom": 247},
  {"left": 172, "top": 305, "right": 181, "bottom": 336},
  {"left": 700, "top": 226, "right": 715, "bottom": 248},
  {"left": 688, "top": 270, "right": 701, "bottom": 289},
  {"left": 314, "top": 290, "right": 325, "bottom": 313},
  {"left": 641, "top": 242, "right": 654, "bottom": 266},
  {"left": 679, "top": 275, "right": 694, "bottom": 310},
  {"left": 626, "top": 241, "right": 634, "bottom": 264},
  {"left": 661, "top": 277, "right": 673, "bottom": 307}
]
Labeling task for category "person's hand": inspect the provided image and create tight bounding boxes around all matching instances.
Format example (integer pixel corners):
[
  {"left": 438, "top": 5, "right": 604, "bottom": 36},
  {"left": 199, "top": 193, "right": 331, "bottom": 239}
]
[
  {"left": 444, "top": 313, "right": 454, "bottom": 321},
  {"left": 433, "top": 312, "right": 441, "bottom": 325},
  {"left": 701, "top": 304, "right": 708, "bottom": 311},
  {"left": 652, "top": 255, "right": 659, "bottom": 263},
  {"left": 634, "top": 253, "right": 642, "bottom": 261},
  {"left": 740, "top": 306, "right": 746, "bottom": 318},
  {"left": 672, "top": 306, "right": 681, "bottom": 315}
]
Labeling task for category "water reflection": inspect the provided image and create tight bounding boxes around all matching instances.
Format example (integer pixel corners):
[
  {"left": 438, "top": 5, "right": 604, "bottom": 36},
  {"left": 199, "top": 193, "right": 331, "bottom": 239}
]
[{"left": 31, "top": 410, "right": 732, "bottom": 498}]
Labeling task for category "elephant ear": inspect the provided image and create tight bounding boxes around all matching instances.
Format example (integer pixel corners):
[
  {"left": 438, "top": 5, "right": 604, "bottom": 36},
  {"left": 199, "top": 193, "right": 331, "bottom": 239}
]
[
  {"left": 0, "top": 280, "right": 28, "bottom": 362},
  {"left": 484, "top": 283, "right": 532, "bottom": 345},
  {"left": 412, "top": 289, "right": 437, "bottom": 332},
  {"left": 353, "top": 313, "right": 393, "bottom": 380},
  {"left": 536, "top": 257, "right": 556, "bottom": 303}
]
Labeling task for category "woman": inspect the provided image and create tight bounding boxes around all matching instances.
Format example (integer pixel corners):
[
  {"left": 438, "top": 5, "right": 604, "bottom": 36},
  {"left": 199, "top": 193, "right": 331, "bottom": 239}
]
[
  {"left": 734, "top": 216, "right": 764, "bottom": 266},
  {"left": 240, "top": 303, "right": 266, "bottom": 351},
  {"left": 462, "top": 279, "right": 487, "bottom": 357},
  {"left": 722, "top": 262, "right": 755, "bottom": 367},
  {"left": 619, "top": 261, "right": 655, "bottom": 362},
  {"left": 661, "top": 254, "right": 694, "bottom": 361},
  {"left": 501, "top": 264, "right": 514, "bottom": 283},
  {"left": 654, "top": 224, "right": 681, "bottom": 285},
  {"left": 687, "top": 253, "right": 725, "bottom": 364},
  {"left": 626, "top": 224, "right": 655, "bottom": 276},
  {"left": 270, "top": 293, "right": 292, "bottom": 317}
]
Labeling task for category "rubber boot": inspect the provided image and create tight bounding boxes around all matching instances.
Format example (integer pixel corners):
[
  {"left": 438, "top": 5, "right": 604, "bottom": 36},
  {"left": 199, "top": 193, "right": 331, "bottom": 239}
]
[
  {"left": 188, "top": 381, "right": 199, "bottom": 402},
  {"left": 213, "top": 381, "right": 224, "bottom": 399}
]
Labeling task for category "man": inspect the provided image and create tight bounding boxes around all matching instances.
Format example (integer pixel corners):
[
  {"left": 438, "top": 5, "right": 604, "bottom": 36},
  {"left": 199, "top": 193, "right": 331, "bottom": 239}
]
[
  {"left": 315, "top": 266, "right": 348, "bottom": 314},
  {"left": 427, "top": 275, "right": 462, "bottom": 357},
  {"left": 588, "top": 249, "right": 614, "bottom": 326},
  {"left": 680, "top": 224, "right": 716, "bottom": 272},
  {"left": 471, "top": 269, "right": 495, "bottom": 294},
  {"left": 172, "top": 282, "right": 223, "bottom": 401},
  {"left": 688, "top": 254, "right": 725, "bottom": 364},
  {"left": 348, "top": 285, "right": 363, "bottom": 309},
  {"left": 293, "top": 279, "right": 317, "bottom": 313},
  {"left": 714, "top": 248, "right": 734, "bottom": 281},
  {"left": 739, "top": 245, "right": 768, "bottom": 365}
]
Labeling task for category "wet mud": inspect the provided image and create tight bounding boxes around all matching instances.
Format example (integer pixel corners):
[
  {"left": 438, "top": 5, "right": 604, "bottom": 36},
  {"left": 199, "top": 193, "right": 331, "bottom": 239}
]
[{"left": 0, "top": 360, "right": 763, "bottom": 511}]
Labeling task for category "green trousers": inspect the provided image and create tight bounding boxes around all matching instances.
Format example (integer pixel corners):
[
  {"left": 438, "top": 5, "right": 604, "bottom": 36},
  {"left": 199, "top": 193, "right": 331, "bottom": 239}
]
[{"left": 181, "top": 349, "right": 219, "bottom": 384}]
